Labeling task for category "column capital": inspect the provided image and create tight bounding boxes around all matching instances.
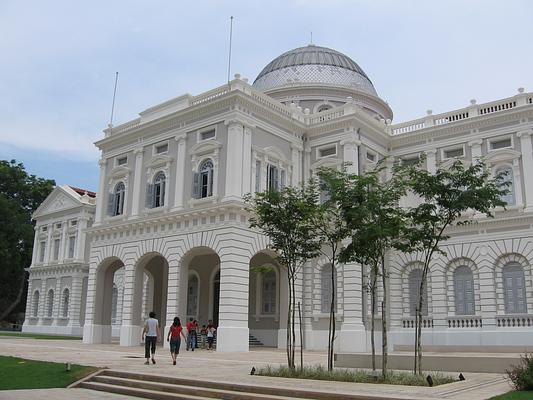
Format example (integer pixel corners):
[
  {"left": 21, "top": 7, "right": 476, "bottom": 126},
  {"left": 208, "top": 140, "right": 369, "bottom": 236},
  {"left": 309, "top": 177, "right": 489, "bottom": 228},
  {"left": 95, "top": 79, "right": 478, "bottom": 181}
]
[
  {"left": 174, "top": 133, "right": 187, "bottom": 142},
  {"left": 290, "top": 143, "right": 303, "bottom": 152},
  {"left": 98, "top": 158, "right": 107, "bottom": 167},
  {"left": 340, "top": 138, "right": 361, "bottom": 147},
  {"left": 425, "top": 148, "right": 437, "bottom": 156},
  {"left": 517, "top": 129, "right": 533, "bottom": 138},
  {"left": 133, "top": 147, "right": 144, "bottom": 156},
  {"left": 468, "top": 139, "right": 483, "bottom": 146}
]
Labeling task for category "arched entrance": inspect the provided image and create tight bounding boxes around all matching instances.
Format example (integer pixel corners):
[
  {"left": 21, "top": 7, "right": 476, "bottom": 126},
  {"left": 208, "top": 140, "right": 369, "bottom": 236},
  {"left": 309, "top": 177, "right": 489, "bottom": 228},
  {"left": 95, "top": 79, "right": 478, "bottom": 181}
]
[
  {"left": 180, "top": 247, "right": 221, "bottom": 333},
  {"left": 91, "top": 257, "right": 124, "bottom": 344},
  {"left": 248, "top": 250, "right": 286, "bottom": 347}
]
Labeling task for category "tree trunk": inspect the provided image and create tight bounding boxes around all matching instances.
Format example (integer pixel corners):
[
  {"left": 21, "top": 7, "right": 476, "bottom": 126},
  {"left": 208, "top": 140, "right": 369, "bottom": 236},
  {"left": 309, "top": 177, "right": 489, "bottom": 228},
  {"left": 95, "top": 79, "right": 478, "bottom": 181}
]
[
  {"left": 416, "top": 271, "right": 427, "bottom": 375},
  {"left": 291, "top": 274, "right": 296, "bottom": 370},
  {"left": 328, "top": 259, "right": 336, "bottom": 371},
  {"left": 286, "top": 271, "right": 293, "bottom": 369},
  {"left": 0, "top": 274, "right": 26, "bottom": 321},
  {"left": 381, "top": 256, "right": 388, "bottom": 378},
  {"left": 298, "top": 301, "right": 303, "bottom": 371},
  {"left": 370, "top": 269, "right": 377, "bottom": 372}
]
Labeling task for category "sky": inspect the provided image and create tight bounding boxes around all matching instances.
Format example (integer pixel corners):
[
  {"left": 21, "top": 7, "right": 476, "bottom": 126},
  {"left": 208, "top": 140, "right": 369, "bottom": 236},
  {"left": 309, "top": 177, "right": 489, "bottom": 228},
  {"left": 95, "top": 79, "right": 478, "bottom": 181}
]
[{"left": 1, "top": 0, "right": 532, "bottom": 192}]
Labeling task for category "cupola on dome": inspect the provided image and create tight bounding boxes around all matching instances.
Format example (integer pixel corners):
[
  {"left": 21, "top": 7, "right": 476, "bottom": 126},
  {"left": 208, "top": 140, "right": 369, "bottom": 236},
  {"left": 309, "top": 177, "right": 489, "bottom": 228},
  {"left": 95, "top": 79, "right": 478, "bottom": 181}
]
[{"left": 253, "top": 45, "right": 377, "bottom": 96}]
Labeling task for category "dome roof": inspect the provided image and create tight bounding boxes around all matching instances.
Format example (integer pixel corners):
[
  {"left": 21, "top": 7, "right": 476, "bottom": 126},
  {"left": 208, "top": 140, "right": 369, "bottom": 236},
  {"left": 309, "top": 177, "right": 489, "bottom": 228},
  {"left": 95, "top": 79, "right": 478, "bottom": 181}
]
[{"left": 253, "top": 45, "right": 377, "bottom": 96}]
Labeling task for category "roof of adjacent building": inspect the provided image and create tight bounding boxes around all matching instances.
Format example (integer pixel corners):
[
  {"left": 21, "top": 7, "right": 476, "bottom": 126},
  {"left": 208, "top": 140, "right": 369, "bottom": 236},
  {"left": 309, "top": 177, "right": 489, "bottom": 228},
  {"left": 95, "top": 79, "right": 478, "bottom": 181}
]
[{"left": 69, "top": 186, "right": 96, "bottom": 198}]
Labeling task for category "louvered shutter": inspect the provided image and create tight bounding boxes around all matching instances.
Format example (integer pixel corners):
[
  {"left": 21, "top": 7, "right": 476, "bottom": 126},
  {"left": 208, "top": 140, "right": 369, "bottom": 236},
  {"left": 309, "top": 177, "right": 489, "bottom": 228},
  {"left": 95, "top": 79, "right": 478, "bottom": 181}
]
[
  {"left": 160, "top": 179, "right": 166, "bottom": 206},
  {"left": 107, "top": 193, "right": 115, "bottom": 215},
  {"left": 273, "top": 167, "right": 279, "bottom": 191},
  {"left": 146, "top": 183, "right": 154, "bottom": 208},
  {"left": 192, "top": 172, "right": 200, "bottom": 199},
  {"left": 280, "top": 169, "right": 286, "bottom": 189}
]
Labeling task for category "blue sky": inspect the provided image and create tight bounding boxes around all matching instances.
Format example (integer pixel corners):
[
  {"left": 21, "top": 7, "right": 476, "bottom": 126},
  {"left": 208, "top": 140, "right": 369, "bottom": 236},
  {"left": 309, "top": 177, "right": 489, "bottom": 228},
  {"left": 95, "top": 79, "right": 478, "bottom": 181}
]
[{"left": 1, "top": 0, "right": 532, "bottom": 192}]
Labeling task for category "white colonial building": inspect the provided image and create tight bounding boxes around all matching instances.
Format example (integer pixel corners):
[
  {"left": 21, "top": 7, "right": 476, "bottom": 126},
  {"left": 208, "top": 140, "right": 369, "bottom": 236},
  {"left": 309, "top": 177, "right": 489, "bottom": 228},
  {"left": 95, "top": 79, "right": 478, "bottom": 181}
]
[{"left": 23, "top": 45, "right": 533, "bottom": 352}]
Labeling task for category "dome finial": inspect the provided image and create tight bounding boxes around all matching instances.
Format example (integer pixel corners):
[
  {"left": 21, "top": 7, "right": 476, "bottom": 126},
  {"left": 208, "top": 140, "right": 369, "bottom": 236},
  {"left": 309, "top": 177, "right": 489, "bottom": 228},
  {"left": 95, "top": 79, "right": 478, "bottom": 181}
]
[{"left": 309, "top": 31, "right": 314, "bottom": 46}]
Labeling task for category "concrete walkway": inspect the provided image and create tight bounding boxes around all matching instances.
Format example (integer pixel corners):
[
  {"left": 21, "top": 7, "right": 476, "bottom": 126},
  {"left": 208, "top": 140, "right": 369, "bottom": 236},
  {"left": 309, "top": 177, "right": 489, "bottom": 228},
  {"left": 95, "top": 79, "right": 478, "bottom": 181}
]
[{"left": 0, "top": 337, "right": 513, "bottom": 400}]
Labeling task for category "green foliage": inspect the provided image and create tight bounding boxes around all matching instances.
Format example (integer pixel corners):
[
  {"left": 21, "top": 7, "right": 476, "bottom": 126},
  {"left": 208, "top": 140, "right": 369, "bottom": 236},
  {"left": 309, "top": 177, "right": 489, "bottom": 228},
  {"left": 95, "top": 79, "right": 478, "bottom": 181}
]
[
  {"left": 0, "top": 160, "right": 55, "bottom": 321},
  {"left": 506, "top": 353, "right": 533, "bottom": 391},
  {"left": 490, "top": 391, "right": 533, "bottom": 399},
  {"left": 257, "top": 364, "right": 456, "bottom": 386},
  {"left": 0, "top": 331, "right": 82, "bottom": 340},
  {"left": 0, "top": 356, "right": 97, "bottom": 390}
]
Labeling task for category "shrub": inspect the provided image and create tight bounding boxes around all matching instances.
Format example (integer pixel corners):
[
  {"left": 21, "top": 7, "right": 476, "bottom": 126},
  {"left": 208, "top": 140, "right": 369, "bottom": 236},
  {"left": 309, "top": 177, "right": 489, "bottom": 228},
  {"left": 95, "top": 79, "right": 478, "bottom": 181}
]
[
  {"left": 506, "top": 353, "right": 533, "bottom": 391},
  {"left": 257, "top": 365, "right": 455, "bottom": 386}
]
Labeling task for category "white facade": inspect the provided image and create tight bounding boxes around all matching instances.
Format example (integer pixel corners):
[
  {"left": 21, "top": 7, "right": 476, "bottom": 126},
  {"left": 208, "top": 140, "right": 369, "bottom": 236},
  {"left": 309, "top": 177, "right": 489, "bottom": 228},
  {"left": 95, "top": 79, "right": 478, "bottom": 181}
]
[{"left": 24, "top": 45, "right": 533, "bottom": 352}]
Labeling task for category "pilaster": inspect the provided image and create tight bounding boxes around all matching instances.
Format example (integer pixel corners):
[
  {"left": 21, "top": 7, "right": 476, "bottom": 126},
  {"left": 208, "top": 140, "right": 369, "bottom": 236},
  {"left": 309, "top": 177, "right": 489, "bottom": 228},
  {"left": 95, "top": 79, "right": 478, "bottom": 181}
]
[
  {"left": 242, "top": 126, "right": 253, "bottom": 195},
  {"left": 94, "top": 159, "right": 107, "bottom": 225},
  {"left": 130, "top": 148, "right": 144, "bottom": 218},
  {"left": 223, "top": 120, "right": 244, "bottom": 201},
  {"left": 340, "top": 138, "right": 361, "bottom": 175},
  {"left": 518, "top": 130, "right": 533, "bottom": 212},
  {"left": 469, "top": 138, "right": 483, "bottom": 163},
  {"left": 426, "top": 148, "right": 437, "bottom": 174},
  {"left": 172, "top": 134, "right": 187, "bottom": 210},
  {"left": 68, "top": 274, "right": 83, "bottom": 327},
  {"left": 338, "top": 262, "right": 367, "bottom": 352}
]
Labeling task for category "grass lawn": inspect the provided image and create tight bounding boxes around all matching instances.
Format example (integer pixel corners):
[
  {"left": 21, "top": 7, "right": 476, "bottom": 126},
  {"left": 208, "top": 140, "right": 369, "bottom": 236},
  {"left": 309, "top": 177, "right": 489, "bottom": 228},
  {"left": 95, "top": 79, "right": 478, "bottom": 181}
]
[
  {"left": 0, "top": 356, "right": 97, "bottom": 390},
  {"left": 0, "top": 331, "right": 81, "bottom": 340},
  {"left": 257, "top": 365, "right": 456, "bottom": 386},
  {"left": 491, "top": 392, "right": 533, "bottom": 399}
]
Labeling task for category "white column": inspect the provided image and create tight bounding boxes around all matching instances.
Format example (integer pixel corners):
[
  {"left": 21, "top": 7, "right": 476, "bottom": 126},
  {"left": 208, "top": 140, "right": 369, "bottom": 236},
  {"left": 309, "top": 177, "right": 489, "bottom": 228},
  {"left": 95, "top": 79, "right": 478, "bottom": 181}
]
[
  {"left": 242, "top": 125, "right": 252, "bottom": 195},
  {"left": 164, "top": 258, "right": 181, "bottom": 349},
  {"left": 216, "top": 251, "right": 249, "bottom": 352},
  {"left": 53, "top": 278, "right": 62, "bottom": 324},
  {"left": 338, "top": 262, "right": 367, "bottom": 352},
  {"left": 303, "top": 147, "right": 311, "bottom": 182},
  {"left": 31, "top": 226, "right": 39, "bottom": 266},
  {"left": 44, "top": 224, "right": 53, "bottom": 263},
  {"left": 59, "top": 221, "right": 68, "bottom": 261},
  {"left": 291, "top": 144, "right": 302, "bottom": 186},
  {"left": 426, "top": 149, "right": 437, "bottom": 174},
  {"left": 341, "top": 139, "right": 360, "bottom": 175},
  {"left": 120, "top": 263, "right": 143, "bottom": 346},
  {"left": 224, "top": 120, "right": 244, "bottom": 201},
  {"left": 22, "top": 278, "right": 34, "bottom": 330},
  {"left": 67, "top": 274, "right": 83, "bottom": 328},
  {"left": 518, "top": 130, "right": 533, "bottom": 212},
  {"left": 469, "top": 139, "right": 483, "bottom": 163},
  {"left": 75, "top": 217, "right": 88, "bottom": 261},
  {"left": 172, "top": 134, "right": 187, "bottom": 211},
  {"left": 94, "top": 159, "right": 107, "bottom": 225},
  {"left": 130, "top": 148, "right": 144, "bottom": 218}
]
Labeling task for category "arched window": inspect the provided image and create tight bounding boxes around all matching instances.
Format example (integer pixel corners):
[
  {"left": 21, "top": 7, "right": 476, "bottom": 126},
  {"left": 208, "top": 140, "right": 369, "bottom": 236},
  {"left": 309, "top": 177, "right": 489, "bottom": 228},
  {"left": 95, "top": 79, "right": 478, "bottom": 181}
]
[
  {"left": 321, "top": 264, "right": 337, "bottom": 313},
  {"left": 46, "top": 289, "right": 54, "bottom": 318},
  {"left": 454, "top": 266, "right": 475, "bottom": 315},
  {"left": 409, "top": 269, "right": 428, "bottom": 316},
  {"left": 61, "top": 288, "right": 69, "bottom": 318},
  {"left": 497, "top": 166, "right": 515, "bottom": 206},
  {"left": 147, "top": 172, "right": 166, "bottom": 208},
  {"left": 111, "top": 285, "right": 118, "bottom": 324},
  {"left": 187, "top": 275, "right": 199, "bottom": 316},
  {"left": 193, "top": 160, "right": 214, "bottom": 199},
  {"left": 503, "top": 263, "right": 527, "bottom": 314},
  {"left": 109, "top": 182, "right": 125, "bottom": 216},
  {"left": 262, "top": 270, "right": 276, "bottom": 314},
  {"left": 32, "top": 291, "right": 40, "bottom": 317}
]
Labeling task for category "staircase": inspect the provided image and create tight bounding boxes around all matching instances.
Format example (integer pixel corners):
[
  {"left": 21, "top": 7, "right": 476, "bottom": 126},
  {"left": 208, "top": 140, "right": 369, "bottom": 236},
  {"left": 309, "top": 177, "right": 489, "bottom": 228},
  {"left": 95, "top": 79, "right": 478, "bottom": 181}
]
[
  {"left": 77, "top": 369, "right": 390, "bottom": 400},
  {"left": 249, "top": 334, "right": 264, "bottom": 347}
]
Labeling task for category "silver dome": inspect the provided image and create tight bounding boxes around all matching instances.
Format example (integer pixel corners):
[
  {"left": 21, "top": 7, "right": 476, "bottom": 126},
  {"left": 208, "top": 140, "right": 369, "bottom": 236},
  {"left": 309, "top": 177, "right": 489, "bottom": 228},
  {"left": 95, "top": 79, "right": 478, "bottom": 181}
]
[{"left": 253, "top": 45, "right": 377, "bottom": 96}]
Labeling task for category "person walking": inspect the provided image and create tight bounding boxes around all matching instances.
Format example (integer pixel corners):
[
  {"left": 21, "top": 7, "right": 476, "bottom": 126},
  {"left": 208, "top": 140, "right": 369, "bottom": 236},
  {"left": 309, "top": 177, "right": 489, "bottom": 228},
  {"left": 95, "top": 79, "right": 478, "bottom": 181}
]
[
  {"left": 142, "top": 311, "right": 160, "bottom": 365},
  {"left": 167, "top": 317, "right": 186, "bottom": 365},
  {"left": 207, "top": 324, "right": 216, "bottom": 350},
  {"left": 186, "top": 317, "right": 197, "bottom": 351}
]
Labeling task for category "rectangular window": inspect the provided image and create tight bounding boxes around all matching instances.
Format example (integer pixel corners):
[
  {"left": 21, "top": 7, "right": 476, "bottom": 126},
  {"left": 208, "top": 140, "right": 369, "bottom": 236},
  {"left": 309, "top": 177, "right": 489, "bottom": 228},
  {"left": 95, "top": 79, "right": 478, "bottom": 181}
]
[
  {"left": 267, "top": 164, "right": 280, "bottom": 191},
  {"left": 366, "top": 151, "right": 376, "bottom": 163},
  {"left": 155, "top": 143, "right": 168, "bottom": 154},
  {"left": 41, "top": 226, "right": 47, "bottom": 232},
  {"left": 318, "top": 145, "right": 337, "bottom": 158},
  {"left": 56, "top": 223, "right": 62, "bottom": 229},
  {"left": 68, "top": 236, "right": 76, "bottom": 259},
  {"left": 490, "top": 137, "right": 512, "bottom": 151},
  {"left": 53, "top": 239, "right": 60, "bottom": 261},
  {"left": 443, "top": 147, "right": 464, "bottom": 159},
  {"left": 70, "top": 220, "right": 77, "bottom": 226},
  {"left": 39, "top": 241, "right": 46, "bottom": 262},
  {"left": 200, "top": 129, "right": 216, "bottom": 141},
  {"left": 116, "top": 156, "right": 128, "bottom": 166},
  {"left": 402, "top": 156, "right": 419, "bottom": 166}
]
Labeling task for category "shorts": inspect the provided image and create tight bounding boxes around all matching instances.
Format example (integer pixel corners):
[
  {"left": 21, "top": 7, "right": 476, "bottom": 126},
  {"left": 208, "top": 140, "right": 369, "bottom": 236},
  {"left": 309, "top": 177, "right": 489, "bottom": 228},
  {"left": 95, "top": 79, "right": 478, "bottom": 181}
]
[{"left": 169, "top": 338, "right": 181, "bottom": 354}]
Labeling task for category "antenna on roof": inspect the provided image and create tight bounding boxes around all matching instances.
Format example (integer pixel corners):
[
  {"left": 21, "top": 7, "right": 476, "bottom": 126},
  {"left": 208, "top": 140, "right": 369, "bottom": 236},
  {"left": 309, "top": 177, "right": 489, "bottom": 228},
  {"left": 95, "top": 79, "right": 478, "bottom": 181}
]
[
  {"left": 310, "top": 31, "right": 313, "bottom": 45},
  {"left": 227, "top": 16, "right": 234, "bottom": 83},
  {"left": 109, "top": 71, "right": 119, "bottom": 128}
]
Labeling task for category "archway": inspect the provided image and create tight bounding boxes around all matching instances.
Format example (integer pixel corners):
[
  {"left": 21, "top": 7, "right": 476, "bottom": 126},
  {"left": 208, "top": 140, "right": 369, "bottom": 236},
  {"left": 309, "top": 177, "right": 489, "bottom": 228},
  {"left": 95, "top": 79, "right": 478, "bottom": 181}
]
[
  {"left": 248, "top": 250, "right": 285, "bottom": 347},
  {"left": 179, "top": 247, "right": 221, "bottom": 338},
  {"left": 92, "top": 257, "right": 124, "bottom": 343}
]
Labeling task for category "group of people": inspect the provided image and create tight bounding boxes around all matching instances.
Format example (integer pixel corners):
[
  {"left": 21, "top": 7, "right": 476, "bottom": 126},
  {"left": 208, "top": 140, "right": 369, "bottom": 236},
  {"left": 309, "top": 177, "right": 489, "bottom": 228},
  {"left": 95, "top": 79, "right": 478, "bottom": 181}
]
[{"left": 141, "top": 311, "right": 217, "bottom": 365}]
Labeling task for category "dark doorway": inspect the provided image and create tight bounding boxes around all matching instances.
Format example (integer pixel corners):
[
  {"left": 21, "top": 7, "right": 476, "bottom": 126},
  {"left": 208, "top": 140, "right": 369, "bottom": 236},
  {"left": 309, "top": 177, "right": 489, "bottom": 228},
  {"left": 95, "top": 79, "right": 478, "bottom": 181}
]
[{"left": 212, "top": 271, "right": 220, "bottom": 327}]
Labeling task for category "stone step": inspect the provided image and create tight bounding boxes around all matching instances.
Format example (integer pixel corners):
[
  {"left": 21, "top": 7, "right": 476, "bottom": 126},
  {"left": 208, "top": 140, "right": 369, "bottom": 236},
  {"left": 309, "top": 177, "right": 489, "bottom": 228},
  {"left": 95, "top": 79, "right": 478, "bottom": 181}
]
[
  {"left": 80, "top": 381, "right": 212, "bottom": 400},
  {"left": 91, "top": 375, "right": 296, "bottom": 400},
  {"left": 87, "top": 369, "right": 410, "bottom": 400},
  {"left": 249, "top": 334, "right": 264, "bottom": 346}
]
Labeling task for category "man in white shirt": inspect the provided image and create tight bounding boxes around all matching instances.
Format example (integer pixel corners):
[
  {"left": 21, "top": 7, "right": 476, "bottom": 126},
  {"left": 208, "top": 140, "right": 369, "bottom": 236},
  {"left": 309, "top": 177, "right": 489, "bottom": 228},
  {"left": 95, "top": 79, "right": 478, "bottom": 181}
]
[{"left": 142, "top": 311, "right": 160, "bottom": 365}]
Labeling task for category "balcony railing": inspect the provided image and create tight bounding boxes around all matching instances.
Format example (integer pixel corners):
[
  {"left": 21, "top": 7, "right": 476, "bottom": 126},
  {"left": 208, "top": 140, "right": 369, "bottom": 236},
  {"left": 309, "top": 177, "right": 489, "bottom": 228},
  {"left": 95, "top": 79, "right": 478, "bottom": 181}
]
[
  {"left": 447, "top": 316, "right": 482, "bottom": 328},
  {"left": 402, "top": 317, "right": 433, "bottom": 328},
  {"left": 496, "top": 315, "right": 533, "bottom": 327}
]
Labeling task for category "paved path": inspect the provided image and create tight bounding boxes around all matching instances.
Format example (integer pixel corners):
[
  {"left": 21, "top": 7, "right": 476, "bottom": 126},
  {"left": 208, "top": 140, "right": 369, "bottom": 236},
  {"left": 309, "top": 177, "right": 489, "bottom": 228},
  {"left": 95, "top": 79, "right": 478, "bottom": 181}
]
[{"left": 0, "top": 337, "right": 513, "bottom": 399}]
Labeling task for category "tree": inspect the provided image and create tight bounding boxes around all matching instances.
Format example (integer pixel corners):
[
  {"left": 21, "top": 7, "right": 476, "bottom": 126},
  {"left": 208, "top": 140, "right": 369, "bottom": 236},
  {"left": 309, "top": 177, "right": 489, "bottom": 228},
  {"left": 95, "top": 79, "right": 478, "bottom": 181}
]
[
  {"left": 321, "top": 163, "right": 408, "bottom": 378},
  {"left": 0, "top": 160, "right": 55, "bottom": 322},
  {"left": 398, "top": 159, "right": 507, "bottom": 374},
  {"left": 245, "top": 184, "right": 322, "bottom": 370},
  {"left": 313, "top": 175, "right": 350, "bottom": 371}
]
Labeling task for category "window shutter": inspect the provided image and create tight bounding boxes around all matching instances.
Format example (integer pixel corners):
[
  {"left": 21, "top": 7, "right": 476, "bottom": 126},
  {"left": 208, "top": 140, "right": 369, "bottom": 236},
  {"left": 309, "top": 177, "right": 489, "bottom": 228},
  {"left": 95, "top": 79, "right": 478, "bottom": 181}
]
[
  {"left": 107, "top": 193, "right": 115, "bottom": 215},
  {"left": 280, "top": 169, "right": 286, "bottom": 189},
  {"left": 273, "top": 167, "right": 279, "bottom": 191},
  {"left": 192, "top": 172, "right": 200, "bottom": 199},
  {"left": 255, "top": 161, "right": 261, "bottom": 192},
  {"left": 146, "top": 183, "right": 154, "bottom": 209},
  {"left": 160, "top": 179, "right": 166, "bottom": 206}
]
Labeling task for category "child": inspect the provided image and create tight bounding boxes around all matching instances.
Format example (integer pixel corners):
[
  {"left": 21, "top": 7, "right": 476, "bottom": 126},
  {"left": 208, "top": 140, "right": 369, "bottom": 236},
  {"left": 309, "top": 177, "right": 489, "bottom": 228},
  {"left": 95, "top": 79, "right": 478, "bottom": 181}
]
[
  {"left": 207, "top": 324, "right": 216, "bottom": 350},
  {"left": 200, "top": 325, "right": 207, "bottom": 349},
  {"left": 167, "top": 317, "right": 186, "bottom": 365}
]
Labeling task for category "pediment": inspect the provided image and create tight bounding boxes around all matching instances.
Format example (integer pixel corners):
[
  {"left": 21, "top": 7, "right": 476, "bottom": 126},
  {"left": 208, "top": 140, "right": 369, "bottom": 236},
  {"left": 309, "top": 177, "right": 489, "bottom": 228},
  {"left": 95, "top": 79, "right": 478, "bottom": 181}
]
[
  {"left": 109, "top": 165, "right": 131, "bottom": 179},
  {"left": 254, "top": 145, "right": 290, "bottom": 164},
  {"left": 189, "top": 140, "right": 222, "bottom": 156},
  {"left": 438, "top": 158, "right": 471, "bottom": 170},
  {"left": 485, "top": 149, "right": 521, "bottom": 164},
  {"left": 146, "top": 154, "right": 174, "bottom": 169},
  {"left": 311, "top": 157, "right": 343, "bottom": 170},
  {"left": 32, "top": 186, "right": 84, "bottom": 219}
]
